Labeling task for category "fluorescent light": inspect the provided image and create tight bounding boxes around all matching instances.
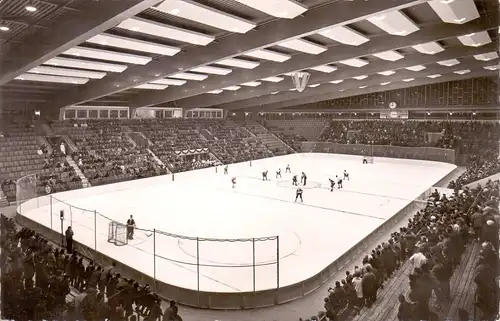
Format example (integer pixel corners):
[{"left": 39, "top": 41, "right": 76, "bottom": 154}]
[
  {"left": 170, "top": 72, "right": 208, "bottom": 81},
  {"left": 244, "top": 49, "right": 291, "bottom": 62},
  {"left": 0, "top": 26, "right": 9, "bottom": 31},
  {"left": 64, "top": 47, "right": 152, "bottom": 65},
  {"left": 377, "top": 70, "right": 396, "bottom": 76},
  {"left": 339, "top": 58, "right": 368, "bottom": 67},
  {"left": 484, "top": 65, "right": 499, "bottom": 71},
  {"left": 289, "top": 88, "right": 297, "bottom": 91},
  {"left": 28, "top": 66, "right": 106, "bottom": 79},
  {"left": 372, "top": 50, "right": 404, "bottom": 61},
  {"left": 277, "top": 38, "right": 327, "bottom": 54},
  {"left": 427, "top": 74, "right": 442, "bottom": 78},
  {"left": 437, "top": 59, "right": 460, "bottom": 66},
  {"left": 217, "top": 58, "right": 259, "bottom": 69},
  {"left": 454, "top": 69, "right": 470, "bottom": 75},
  {"left": 232, "top": 0, "right": 307, "bottom": 19},
  {"left": 87, "top": 34, "right": 181, "bottom": 56},
  {"left": 207, "top": 89, "right": 223, "bottom": 94},
  {"left": 117, "top": 17, "right": 214, "bottom": 46},
  {"left": 241, "top": 81, "right": 261, "bottom": 87},
  {"left": 380, "top": 82, "right": 391, "bottom": 85},
  {"left": 405, "top": 65, "right": 426, "bottom": 71},
  {"left": 150, "top": 78, "right": 186, "bottom": 86},
  {"left": 329, "top": 79, "right": 344, "bottom": 84},
  {"left": 353, "top": 75, "right": 368, "bottom": 80},
  {"left": 402, "top": 78, "right": 415, "bottom": 82},
  {"left": 428, "top": 0, "right": 480, "bottom": 24},
  {"left": 412, "top": 42, "right": 444, "bottom": 55},
  {"left": 474, "top": 52, "right": 499, "bottom": 61},
  {"left": 367, "top": 10, "right": 419, "bottom": 36},
  {"left": 154, "top": 0, "right": 256, "bottom": 33},
  {"left": 25, "top": 5, "right": 37, "bottom": 12},
  {"left": 261, "top": 76, "right": 284, "bottom": 82},
  {"left": 191, "top": 65, "right": 232, "bottom": 75},
  {"left": 15, "top": 73, "right": 89, "bottom": 84},
  {"left": 308, "top": 84, "right": 321, "bottom": 88},
  {"left": 135, "top": 84, "right": 168, "bottom": 90},
  {"left": 223, "top": 86, "right": 241, "bottom": 91},
  {"left": 271, "top": 91, "right": 279, "bottom": 95},
  {"left": 310, "top": 65, "right": 337, "bottom": 73},
  {"left": 457, "top": 31, "right": 491, "bottom": 47},
  {"left": 319, "top": 25, "right": 369, "bottom": 46},
  {"left": 43, "top": 57, "right": 127, "bottom": 73}
]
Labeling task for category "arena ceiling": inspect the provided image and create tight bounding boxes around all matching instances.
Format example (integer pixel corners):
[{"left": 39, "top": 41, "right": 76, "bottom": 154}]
[{"left": 0, "top": 0, "right": 498, "bottom": 113}]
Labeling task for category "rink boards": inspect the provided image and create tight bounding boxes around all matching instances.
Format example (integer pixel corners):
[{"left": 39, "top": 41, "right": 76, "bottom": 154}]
[{"left": 16, "top": 153, "right": 456, "bottom": 309}]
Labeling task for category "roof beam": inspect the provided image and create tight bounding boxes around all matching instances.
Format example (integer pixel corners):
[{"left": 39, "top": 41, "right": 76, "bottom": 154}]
[
  {"left": 0, "top": 0, "right": 163, "bottom": 86},
  {"left": 40, "top": 0, "right": 426, "bottom": 109},
  {"left": 176, "top": 44, "right": 497, "bottom": 108},
  {"left": 222, "top": 62, "right": 497, "bottom": 110}
]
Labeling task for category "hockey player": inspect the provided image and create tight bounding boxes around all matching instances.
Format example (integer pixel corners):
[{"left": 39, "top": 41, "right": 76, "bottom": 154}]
[
  {"left": 276, "top": 168, "right": 282, "bottom": 179},
  {"left": 362, "top": 157, "right": 368, "bottom": 164},
  {"left": 231, "top": 177, "right": 236, "bottom": 188},
  {"left": 292, "top": 174, "right": 298, "bottom": 186},
  {"left": 301, "top": 172, "right": 307, "bottom": 186},
  {"left": 224, "top": 165, "right": 228, "bottom": 175},
  {"left": 262, "top": 170, "right": 269, "bottom": 181},
  {"left": 126, "top": 215, "right": 136, "bottom": 240},
  {"left": 329, "top": 178, "right": 335, "bottom": 192},
  {"left": 295, "top": 187, "right": 303, "bottom": 203},
  {"left": 336, "top": 175, "right": 343, "bottom": 189},
  {"left": 343, "top": 170, "right": 350, "bottom": 181},
  {"left": 285, "top": 164, "right": 291, "bottom": 173}
]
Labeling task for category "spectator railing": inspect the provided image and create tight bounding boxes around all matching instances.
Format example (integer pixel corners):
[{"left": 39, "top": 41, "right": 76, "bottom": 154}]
[{"left": 302, "top": 142, "right": 456, "bottom": 164}]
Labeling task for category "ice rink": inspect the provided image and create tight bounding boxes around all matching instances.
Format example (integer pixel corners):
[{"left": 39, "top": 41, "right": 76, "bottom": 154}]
[{"left": 18, "top": 153, "right": 456, "bottom": 292}]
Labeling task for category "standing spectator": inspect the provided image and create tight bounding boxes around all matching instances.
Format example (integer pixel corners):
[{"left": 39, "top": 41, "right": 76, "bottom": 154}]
[
  {"left": 60, "top": 142, "right": 66, "bottom": 155},
  {"left": 351, "top": 272, "right": 364, "bottom": 310},
  {"left": 65, "top": 226, "right": 74, "bottom": 253},
  {"left": 361, "top": 266, "right": 378, "bottom": 307}
]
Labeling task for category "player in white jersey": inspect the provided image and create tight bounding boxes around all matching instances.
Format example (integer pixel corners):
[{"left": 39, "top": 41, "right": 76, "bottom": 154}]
[{"left": 343, "top": 170, "right": 350, "bottom": 181}]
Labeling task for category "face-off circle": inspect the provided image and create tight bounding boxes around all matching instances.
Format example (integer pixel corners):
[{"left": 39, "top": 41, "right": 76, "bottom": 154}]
[{"left": 275, "top": 180, "right": 321, "bottom": 189}]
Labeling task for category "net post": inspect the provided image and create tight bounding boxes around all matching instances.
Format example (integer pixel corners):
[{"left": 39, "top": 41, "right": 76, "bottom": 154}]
[
  {"left": 50, "top": 195, "right": 53, "bottom": 230},
  {"left": 276, "top": 235, "right": 280, "bottom": 290},
  {"left": 196, "top": 237, "right": 200, "bottom": 305},
  {"left": 153, "top": 229, "right": 157, "bottom": 293},
  {"left": 94, "top": 210, "right": 97, "bottom": 251},
  {"left": 252, "top": 238, "right": 256, "bottom": 293}
]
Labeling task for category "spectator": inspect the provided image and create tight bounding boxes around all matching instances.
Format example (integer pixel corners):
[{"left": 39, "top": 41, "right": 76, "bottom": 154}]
[{"left": 65, "top": 226, "right": 74, "bottom": 253}]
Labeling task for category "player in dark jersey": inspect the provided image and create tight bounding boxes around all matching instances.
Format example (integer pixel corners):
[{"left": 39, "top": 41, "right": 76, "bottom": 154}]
[
  {"left": 285, "top": 164, "right": 291, "bottom": 173},
  {"left": 336, "top": 175, "right": 343, "bottom": 189},
  {"left": 126, "top": 215, "right": 136, "bottom": 240},
  {"left": 276, "top": 168, "right": 282, "bottom": 179},
  {"left": 329, "top": 178, "right": 335, "bottom": 192},
  {"left": 224, "top": 165, "right": 228, "bottom": 175},
  {"left": 292, "top": 174, "right": 298, "bottom": 186},
  {"left": 301, "top": 172, "right": 307, "bottom": 186},
  {"left": 231, "top": 177, "right": 236, "bottom": 188},
  {"left": 262, "top": 170, "right": 269, "bottom": 181},
  {"left": 295, "top": 187, "right": 303, "bottom": 203},
  {"left": 343, "top": 170, "right": 349, "bottom": 181}
]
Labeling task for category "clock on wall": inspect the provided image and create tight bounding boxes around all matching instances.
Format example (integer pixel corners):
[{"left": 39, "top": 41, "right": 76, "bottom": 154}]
[{"left": 389, "top": 102, "right": 397, "bottom": 109}]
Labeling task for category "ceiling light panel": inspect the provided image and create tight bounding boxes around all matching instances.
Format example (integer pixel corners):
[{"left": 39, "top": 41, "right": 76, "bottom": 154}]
[
  {"left": 150, "top": 78, "right": 186, "bottom": 86},
  {"left": 15, "top": 73, "right": 89, "bottom": 84},
  {"left": 405, "top": 65, "right": 426, "bottom": 71},
  {"left": 318, "top": 26, "right": 369, "bottom": 46},
  {"left": 381, "top": 82, "right": 391, "bottom": 85},
  {"left": 170, "top": 72, "right": 208, "bottom": 81},
  {"left": 261, "top": 76, "right": 284, "bottom": 82},
  {"left": 484, "top": 65, "right": 499, "bottom": 71},
  {"left": 29, "top": 66, "right": 106, "bottom": 79},
  {"left": 241, "top": 81, "right": 261, "bottom": 87},
  {"left": 64, "top": 47, "right": 152, "bottom": 65},
  {"left": 223, "top": 86, "right": 241, "bottom": 91},
  {"left": 271, "top": 91, "right": 279, "bottom": 95},
  {"left": 372, "top": 50, "right": 404, "bottom": 61},
  {"left": 191, "top": 65, "right": 232, "bottom": 75},
  {"left": 412, "top": 42, "right": 444, "bottom": 55},
  {"left": 277, "top": 38, "right": 327, "bottom": 55},
  {"left": 454, "top": 69, "right": 471, "bottom": 75},
  {"left": 437, "top": 59, "right": 460, "bottom": 66},
  {"left": 87, "top": 34, "right": 181, "bottom": 56},
  {"left": 310, "top": 65, "right": 337, "bottom": 73},
  {"left": 117, "top": 17, "right": 215, "bottom": 46},
  {"left": 367, "top": 10, "right": 419, "bottom": 36},
  {"left": 135, "top": 84, "right": 169, "bottom": 90},
  {"left": 339, "top": 58, "right": 368, "bottom": 67},
  {"left": 377, "top": 70, "right": 396, "bottom": 76},
  {"left": 217, "top": 58, "right": 259, "bottom": 69},
  {"left": 329, "top": 79, "right": 344, "bottom": 84},
  {"left": 308, "top": 84, "right": 321, "bottom": 88},
  {"left": 353, "top": 75, "right": 368, "bottom": 80},
  {"left": 402, "top": 78, "right": 415, "bottom": 82},
  {"left": 427, "top": 74, "right": 441, "bottom": 78},
  {"left": 44, "top": 57, "right": 127, "bottom": 73},
  {"left": 244, "top": 49, "right": 291, "bottom": 62},
  {"left": 232, "top": 0, "right": 307, "bottom": 19},
  {"left": 428, "top": 0, "right": 480, "bottom": 24},
  {"left": 154, "top": 0, "right": 256, "bottom": 33},
  {"left": 458, "top": 31, "right": 491, "bottom": 47},
  {"left": 474, "top": 52, "right": 499, "bottom": 61},
  {"left": 207, "top": 89, "right": 223, "bottom": 94}
]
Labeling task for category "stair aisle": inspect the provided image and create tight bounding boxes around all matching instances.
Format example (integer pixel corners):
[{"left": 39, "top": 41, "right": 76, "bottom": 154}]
[
  {"left": 65, "top": 156, "right": 91, "bottom": 188},
  {"left": 245, "top": 121, "right": 295, "bottom": 155}
]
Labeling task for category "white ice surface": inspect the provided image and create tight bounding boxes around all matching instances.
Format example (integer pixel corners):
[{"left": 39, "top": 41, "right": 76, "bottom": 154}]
[{"left": 19, "top": 154, "right": 455, "bottom": 292}]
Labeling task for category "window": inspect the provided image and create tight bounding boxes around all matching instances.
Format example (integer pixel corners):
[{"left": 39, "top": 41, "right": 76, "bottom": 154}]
[
  {"left": 64, "top": 109, "right": 76, "bottom": 119},
  {"left": 119, "top": 110, "right": 128, "bottom": 118},
  {"left": 76, "top": 110, "right": 87, "bottom": 119},
  {"left": 99, "top": 110, "right": 109, "bottom": 118},
  {"left": 110, "top": 110, "right": 118, "bottom": 118},
  {"left": 89, "top": 110, "right": 98, "bottom": 118}
]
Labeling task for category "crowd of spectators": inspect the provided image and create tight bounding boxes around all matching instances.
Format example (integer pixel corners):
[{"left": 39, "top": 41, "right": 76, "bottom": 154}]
[
  {"left": 323, "top": 180, "right": 499, "bottom": 321},
  {"left": 1, "top": 214, "right": 184, "bottom": 321},
  {"left": 275, "top": 132, "right": 307, "bottom": 152}
]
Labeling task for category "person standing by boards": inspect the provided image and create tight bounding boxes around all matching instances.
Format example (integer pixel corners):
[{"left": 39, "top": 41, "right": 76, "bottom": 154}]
[{"left": 126, "top": 215, "right": 136, "bottom": 240}]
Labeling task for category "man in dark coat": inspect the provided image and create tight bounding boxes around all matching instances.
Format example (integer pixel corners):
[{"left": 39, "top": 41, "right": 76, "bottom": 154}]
[{"left": 361, "top": 266, "right": 378, "bottom": 307}]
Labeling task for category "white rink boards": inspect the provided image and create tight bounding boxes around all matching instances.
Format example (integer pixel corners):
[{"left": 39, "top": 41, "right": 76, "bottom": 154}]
[{"left": 19, "top": 154, "right": 456, "bottom": 293}]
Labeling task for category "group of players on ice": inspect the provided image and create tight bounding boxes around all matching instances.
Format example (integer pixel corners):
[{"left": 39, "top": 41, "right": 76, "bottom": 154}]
[{"left": 223, "top": 164, "right": 349, "bottom": 203}]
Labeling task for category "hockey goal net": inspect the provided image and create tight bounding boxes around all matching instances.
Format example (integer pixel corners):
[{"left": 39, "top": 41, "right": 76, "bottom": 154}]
[
  {"left": 108, "top": 221, "right": 128, "bottom": 246},
  {"left": 362, "top": 156, "right": 374, "bottom": 164}
]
